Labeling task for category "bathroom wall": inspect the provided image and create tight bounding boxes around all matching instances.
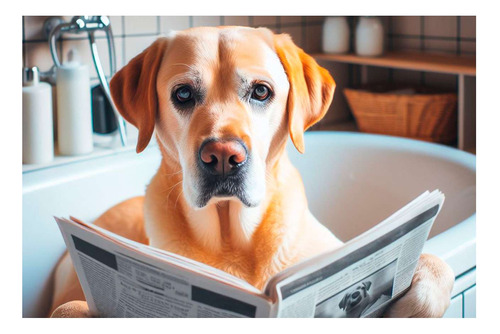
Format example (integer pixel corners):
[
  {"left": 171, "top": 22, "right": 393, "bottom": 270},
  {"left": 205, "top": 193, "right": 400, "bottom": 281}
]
[
  {"left": 22, "top": 16, "right": 476, "bottom": 128},
  {"left": 377, "top": 16, "right": 475, "bottom": 90}
]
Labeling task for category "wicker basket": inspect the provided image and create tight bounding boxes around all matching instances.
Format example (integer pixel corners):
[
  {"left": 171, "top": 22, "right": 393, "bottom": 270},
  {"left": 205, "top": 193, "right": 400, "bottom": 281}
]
[{"left": 343, "top": 86, "right": 458, "bottom": 144}]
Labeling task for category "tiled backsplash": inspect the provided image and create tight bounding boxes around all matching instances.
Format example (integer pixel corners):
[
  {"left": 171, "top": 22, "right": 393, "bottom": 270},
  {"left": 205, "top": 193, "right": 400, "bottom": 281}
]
[
  {"left": 22, "top": 16, "right": 325, "bottom": 83},
  {"left": 22, "top": 16, "right": 475, "bottom": 127},
  {"left": 388, "top": 16, "right": 475, "bottom": 55},
  {"left": 22, "top": 16, "right": 475, "bottom": 77}
]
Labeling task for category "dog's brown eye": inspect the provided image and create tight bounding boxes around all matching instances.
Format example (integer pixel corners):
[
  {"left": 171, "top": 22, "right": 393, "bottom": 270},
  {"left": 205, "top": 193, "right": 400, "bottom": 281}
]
[
  {"left": 251, "top": 84, "right": 270, "bottom": 101},
  {"left": 175, "top": 86, "right": 193, "bottom": 103}
]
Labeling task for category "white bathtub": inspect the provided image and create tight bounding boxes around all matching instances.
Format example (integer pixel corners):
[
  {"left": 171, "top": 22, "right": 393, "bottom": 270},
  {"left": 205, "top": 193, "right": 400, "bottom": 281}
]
[{"left": 22, "top": 132, "right": 476, "bottom": 318}]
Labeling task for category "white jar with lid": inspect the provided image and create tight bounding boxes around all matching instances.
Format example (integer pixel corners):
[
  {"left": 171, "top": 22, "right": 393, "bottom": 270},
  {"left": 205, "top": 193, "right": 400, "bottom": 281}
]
[
  {"left": 355, "top": 16, "right": 384, "bottom": 57},
  {"left": 22, "top": 67, "right": 54, "bottom": 164},
  {"left": 322, "top": 17, "right": 350, "bottom": 54}
]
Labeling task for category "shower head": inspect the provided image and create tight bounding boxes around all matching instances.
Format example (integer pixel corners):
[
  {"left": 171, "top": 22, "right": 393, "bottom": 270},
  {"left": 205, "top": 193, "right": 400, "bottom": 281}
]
[{"left": 48, "top": 16, "right": 114, "bottom": 68}]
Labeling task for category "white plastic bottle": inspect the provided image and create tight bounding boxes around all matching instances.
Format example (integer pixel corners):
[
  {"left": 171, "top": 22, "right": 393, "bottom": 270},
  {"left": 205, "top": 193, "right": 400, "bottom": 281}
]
[
  {"left": 355, "top": 16, "right": 384, "bottom": 57},
  {"left": 56, "top": 49, "right": 93, "bottom": 156},
  {"left": 322, "top": 17, "right": 350, "bottom": 54},
  {"left": 22, "top": 67, "right": 54, "bottom": 164}
]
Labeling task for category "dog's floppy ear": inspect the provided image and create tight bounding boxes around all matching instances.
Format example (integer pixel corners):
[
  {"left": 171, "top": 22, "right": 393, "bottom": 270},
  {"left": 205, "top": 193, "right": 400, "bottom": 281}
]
[
  {"left": 274, "top": 34, "right": 336, "bottom": 153},
  {"left": 110, "top": 38, "right": 169, "bottom": 153}
]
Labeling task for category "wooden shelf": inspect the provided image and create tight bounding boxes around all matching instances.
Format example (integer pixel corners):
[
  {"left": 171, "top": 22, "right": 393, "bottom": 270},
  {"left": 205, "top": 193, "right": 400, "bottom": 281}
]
[{"left": 313, "top": 51, "right": 476, "bottom": 76}]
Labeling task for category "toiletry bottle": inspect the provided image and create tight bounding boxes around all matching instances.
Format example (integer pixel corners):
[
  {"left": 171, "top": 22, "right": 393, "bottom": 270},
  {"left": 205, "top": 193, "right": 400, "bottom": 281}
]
[
  {"left": 323, "top": 17, "right": 350, "bottom": 54},
  {"left": 22, "top": 67, "right": 54, "bottom": 164},
  {"left": 56, "top": 49, "right": 93, "bottom": 156},
  {"left": 355, "top": 17, "right": 384, "bottom": 57}
]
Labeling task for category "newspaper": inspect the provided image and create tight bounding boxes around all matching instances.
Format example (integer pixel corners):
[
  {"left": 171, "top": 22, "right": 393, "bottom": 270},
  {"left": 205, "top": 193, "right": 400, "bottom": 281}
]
[{"left": 54, "top": 190, "right": 444, "bottom": 318}]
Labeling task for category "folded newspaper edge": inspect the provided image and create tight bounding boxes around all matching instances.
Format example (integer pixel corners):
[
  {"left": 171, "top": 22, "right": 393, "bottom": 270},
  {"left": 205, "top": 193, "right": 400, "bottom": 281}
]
[{"left": 54, "top": 190, "right": 444, "bottom": 318}]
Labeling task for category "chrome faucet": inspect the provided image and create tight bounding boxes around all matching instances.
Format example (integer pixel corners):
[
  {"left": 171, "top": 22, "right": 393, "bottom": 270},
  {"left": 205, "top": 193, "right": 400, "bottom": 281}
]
[{"left": 45, "top": 16, "right": 127, "bottom": 147}]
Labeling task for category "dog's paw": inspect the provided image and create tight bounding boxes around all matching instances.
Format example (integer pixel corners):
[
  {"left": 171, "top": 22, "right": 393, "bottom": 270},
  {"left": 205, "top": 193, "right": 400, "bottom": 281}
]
[
  {"left": 385, "top": 254, "right": 455, "bottom": 318},
  {"left": 50, "top": 300, "right": 93, "bottom": 318}
]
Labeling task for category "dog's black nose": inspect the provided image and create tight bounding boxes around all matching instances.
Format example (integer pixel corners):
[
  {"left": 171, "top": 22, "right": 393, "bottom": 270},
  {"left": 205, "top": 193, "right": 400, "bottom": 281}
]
[{"left": 199, "top": 139, "right": 247, "bottom": 177}]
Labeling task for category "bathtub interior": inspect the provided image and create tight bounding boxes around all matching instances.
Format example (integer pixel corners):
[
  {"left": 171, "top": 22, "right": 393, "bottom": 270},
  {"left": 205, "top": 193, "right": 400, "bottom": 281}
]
[
  {"left": 288, "top": 132, "right": 476, "bottom": 242},
  {"left": 22, "top": 132, "right": 476, "bottom": 317}
]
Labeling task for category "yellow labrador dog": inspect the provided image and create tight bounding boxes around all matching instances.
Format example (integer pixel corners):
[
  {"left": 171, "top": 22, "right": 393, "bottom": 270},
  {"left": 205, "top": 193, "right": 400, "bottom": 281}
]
[{"left": 50, "top": 26, "right": 454, "bottom": 318}]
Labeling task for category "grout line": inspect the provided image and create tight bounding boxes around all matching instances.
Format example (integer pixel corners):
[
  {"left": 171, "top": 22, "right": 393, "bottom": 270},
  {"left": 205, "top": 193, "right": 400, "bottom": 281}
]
[
  {"left": 268, "top": 20, "right": 323, "bottom": 29},
  {"left": 121, "top": 17, "right": 126, "bottom": 68},
  {"left": 420, "top": 16, "right": 425, "bottom": 51},
  {"left": 22, "top": 16, "right": 26, "bottom": 67},
  {"left": 419, "top": 16, "right": 425, "bottom": 86},
  {"left": 388, "top": 33, "right": 475, "bottom": 42},
  {"left": 388, "top": 16, "right": 393, "bottom": 51},
  {"left": 301, "top": 16, "right": 307, "bottom": 49},
  {"left": 348, "top": 64, "right": 353, "bottom": 87},
  {"left": 349, "top": 17, "right": 355, "bottom": 53},
  {"left": 22, "top": 16, "right": 26, "bottom": 43}
]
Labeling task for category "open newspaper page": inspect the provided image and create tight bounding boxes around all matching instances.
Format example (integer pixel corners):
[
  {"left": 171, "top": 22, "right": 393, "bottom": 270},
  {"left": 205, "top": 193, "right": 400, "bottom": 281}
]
[
  {"left": 55, "top": 217, "right": 274, "bottom": 318},
  {"left": 264, "top": 190, "right": 444, "bottom": 318}
]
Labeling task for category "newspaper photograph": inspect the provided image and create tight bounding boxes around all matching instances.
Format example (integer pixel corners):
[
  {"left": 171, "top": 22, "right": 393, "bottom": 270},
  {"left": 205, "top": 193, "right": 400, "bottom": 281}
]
[
  {"left": 271, "top": 197, "right": 442, "bottom": 318},
  {"left": 315, "top": 260, "right": 396, "bottom": 317}
]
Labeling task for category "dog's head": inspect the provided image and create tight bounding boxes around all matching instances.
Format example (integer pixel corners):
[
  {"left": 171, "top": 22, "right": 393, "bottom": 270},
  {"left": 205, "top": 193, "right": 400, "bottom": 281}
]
[
  {"left": 110, "top": 26, "right": 335, "bottom": 209},
  {"left": 339, "top": 281, "right": 373, "bottom": 313}
]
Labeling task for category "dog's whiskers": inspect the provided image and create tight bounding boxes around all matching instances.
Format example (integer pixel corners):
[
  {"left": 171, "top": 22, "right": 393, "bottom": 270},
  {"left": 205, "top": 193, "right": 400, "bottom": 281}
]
[
  {"left": 160, "top": 179, "right": 183, "bottom": 195},
  {"left": 161, "top": 169, "right": 183, "bottom": 177},
  {"left": 264, "top": 170, "right": 274, "bottom": 184},
  {"left": 174, "top": 189, "right": 184, "bottom": 209},
  {"left": 161, "top": 179, "right": 183, "bottom": 205}
]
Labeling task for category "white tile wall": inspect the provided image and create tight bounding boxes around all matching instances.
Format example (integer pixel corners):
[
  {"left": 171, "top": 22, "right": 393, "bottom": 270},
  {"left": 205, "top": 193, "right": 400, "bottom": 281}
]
[
  {"left": 124, "top": 35, "right": 160, "bottom": 64},
  {"left": 124, "top": 16, "right": 158, "bottom": 35},
  {"left": 192, "top": 16, "right": 221, "bottom": 27},
  {"left": 160, "top": 16, "right": 191, "bottom": 34}
]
